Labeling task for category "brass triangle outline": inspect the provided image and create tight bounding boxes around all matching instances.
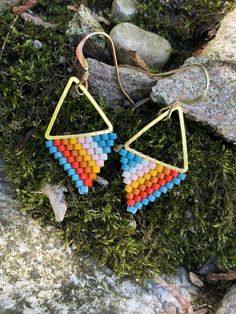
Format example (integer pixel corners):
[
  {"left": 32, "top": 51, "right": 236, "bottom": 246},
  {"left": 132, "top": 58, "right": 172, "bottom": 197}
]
[
  {"left": 45, "top": 77, "right": 113, "bottom": 140},
  {"left": 124, "top": 105, "right": 188, "bottom": 173}
]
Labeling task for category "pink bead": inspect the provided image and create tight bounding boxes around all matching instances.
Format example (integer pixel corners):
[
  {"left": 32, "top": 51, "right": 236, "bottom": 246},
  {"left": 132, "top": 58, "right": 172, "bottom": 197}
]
[
  {"left": 130, "top": 174, "right": 138, "bottom": 181},
  {"left": 143, "top": 166, "right": 150, "bottom": 173},
  {"left": 93, "top": 154, "right": 99, "bottom": 160},
  {"left": 87, "top": 148, "right": 94, "bottom": 155},
  {"left": 149, "top": 162, "right": 156, "bottom": 169},
  {"left": 137, "top": 170, "right": 144, "bottom": 177},
  {"left": 96, "top": 160, "right": 104, "bottom": 167},
  {"left": 124, "top": 177, "right": 131, "bottom": 185},
  {"left": 83, "top": 143, "right": 90, "bottom": 149},
  {"left": 78, "top": 138, "right": 85, "bottom": 144}
]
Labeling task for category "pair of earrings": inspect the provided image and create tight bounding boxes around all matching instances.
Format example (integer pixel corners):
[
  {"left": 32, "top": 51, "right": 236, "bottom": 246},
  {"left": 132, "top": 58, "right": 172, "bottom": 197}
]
[{"left": 45, "top": 32, "right": 209, "bottom": 215}]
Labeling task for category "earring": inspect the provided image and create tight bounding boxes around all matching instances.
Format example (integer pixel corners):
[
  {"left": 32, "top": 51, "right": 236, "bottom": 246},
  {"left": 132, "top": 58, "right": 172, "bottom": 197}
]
[
  {"left": 45, "top": 32, "right": 134, "bottom": 194},
  {"left": 119, "top": 65, "right": 210, "bottom": 214}
]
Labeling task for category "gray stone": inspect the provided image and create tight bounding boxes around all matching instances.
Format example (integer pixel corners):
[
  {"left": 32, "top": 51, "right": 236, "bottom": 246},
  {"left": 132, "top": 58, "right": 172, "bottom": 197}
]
[
  {"left": 86, "top": 57, "right": 157, "bottom": 107},
  {"left": 189, "top": 272, "right": 204, "bottom": 288},
  {"left": 216, "top": 285, "right": 236, "bottom": 314},
  {"left": 111, "top": 0, "right": 138, "bottom": 22},
  {"left": 151, "top": 56, "right": 236, "bottom": 144},
  {"left": 0, "top": 0, "right": 20, "bottom": 13},
  {"left": 0, "top": 160, "right": 203, "bottom": 313},
  {"left": 203, "top": 8, "right": 236, "bottom": 64},
  {"left": 110, "top": 23, "right": 172, "bottom": 69},
  {"left": 66, "top": 4, "right": 108, "bottom": 60},
  {"left": 32, "top": 39, "right": 43, "bottom": 50}
]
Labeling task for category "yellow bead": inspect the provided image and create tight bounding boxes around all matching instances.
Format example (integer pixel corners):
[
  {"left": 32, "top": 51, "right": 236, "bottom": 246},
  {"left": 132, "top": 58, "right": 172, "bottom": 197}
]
[
  {"left": 69, "top": 138, "right": 77, "bottom": 145},
  {"left": 92, "top": 166, "right": 100, "bottom": 173},
  {"left": 131, "top": 181, "right": 139, "bottom": 189},
  {"left": 79, "top": 149, "right": 87, "bottom": 156},
  {"left": 150, "top": 169, "right": 157, "bottom": 177},
  {"left": 88, "top": 160, "right": 96, "bottom": 167},
  {"left": 137, "top": 177, "right": 145, "bottom": 185},
  {"left": 83, "top": 155, "right": 92, "bottom": 161},
  {"left": 156, "top": 164, "right": 163, "bottom": 173},
  {"left": 125, "top": 185, "right": 133, "bottom": 193},
  {"left": 144, "top": 173, "right": 151, "bottom": 180},
  {"left": 74, "top": 143, "right": 82, "bottom": 150}
]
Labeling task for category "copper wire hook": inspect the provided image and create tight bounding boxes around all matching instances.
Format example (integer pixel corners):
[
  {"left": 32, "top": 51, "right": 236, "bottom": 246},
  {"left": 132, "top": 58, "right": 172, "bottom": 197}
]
[{"left": 76, "top": 32, "right": 135, "bottom": 105}]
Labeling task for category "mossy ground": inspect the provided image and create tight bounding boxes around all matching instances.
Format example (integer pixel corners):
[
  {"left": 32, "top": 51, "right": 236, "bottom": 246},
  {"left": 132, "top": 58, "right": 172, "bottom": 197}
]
[{"left": 0, "top": 1, "right": 236, "bottom": 285}]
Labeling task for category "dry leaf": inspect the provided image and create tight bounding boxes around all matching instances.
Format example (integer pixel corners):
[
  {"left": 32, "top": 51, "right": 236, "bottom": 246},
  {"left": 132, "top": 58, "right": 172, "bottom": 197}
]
[
  {"left": 128, "top": 50, "right": 150, "bottom": 71},
  {"left": 67, "top": 5, "right": 78, "bottom": 12},
  {"left": 97, "top": 15, "right": 110, "bottom": 26},
  {"left": 13, "top": 0, "right": 38, "bottom": 15},
  {"left": 207, "top": 271, "right": 236, "bottom": 282}
]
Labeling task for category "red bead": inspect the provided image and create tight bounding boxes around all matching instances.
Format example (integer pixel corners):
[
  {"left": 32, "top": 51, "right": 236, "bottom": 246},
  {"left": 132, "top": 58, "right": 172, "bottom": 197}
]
[
  {"left": 146, "top": 187, "right": 154, "bottom": 194},
  {"left": 67, "top": 156, "right": 75, "bottom": 163},
  {"left": 63, "top": 151, "right": 70, "bottom": 157},
  {"left": 140, "top": 191, "right": 147, "bottom": 198},
  {"left": 54, "top": 139, "right": 61, "bottom": 146},
  {"left": 58, "top": 145, "right": 66, "bottom": 152},
  {"left": 127, "top": 199, "right": 135, "bottom": 206},
  {"left": 134, "top": 195, "right": 141, "bottom": 202},
  {"left": 170, "top": 170, "right": 179, "bottom": 177},
  {"left": 152, "top": 183, "right": 160, "bottom": 190},
  {"left": 165, "top": 175, "right": 172, "bottom": 182},
  {"left": 80, "top": 173, "right": 88, "bottom": 180},
  {"left": 159, "top": 179, "right": 166, "bottom": 186},
  {"left": 72, "top": 162, "right": 79, "bottom": 169},
  {"left": 84, "top": 179, "right": 92, "bottom": 186},
  {"left": 76, "top": 168, "right": 83, "bottom": 174}
]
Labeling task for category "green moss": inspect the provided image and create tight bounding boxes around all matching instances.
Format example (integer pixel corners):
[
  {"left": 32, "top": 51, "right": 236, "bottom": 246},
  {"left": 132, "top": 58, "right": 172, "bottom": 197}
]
[{"left": 1, "top": 7, "right": 236, "bottom": 280}]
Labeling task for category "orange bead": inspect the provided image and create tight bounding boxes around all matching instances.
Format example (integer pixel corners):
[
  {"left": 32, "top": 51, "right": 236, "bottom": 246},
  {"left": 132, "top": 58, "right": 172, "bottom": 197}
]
[
  {"left": 62, "top": 139, "right": 69, "bottom": 145},
  {"left": 151, "top": 176, "right": 158, "bottom": 183},
  {"left": 84, "top": 167, "right": 91, "bottom": 173},
  {"left": 133, "top": 189, "right": 139, "bottom": 195},
  {"left": 163, "top": 168, "right": 171, "bottom": 175},
  {"left": 89, "top": 173, "right": 97, "bottom": 180},
  {"left": 138, "top": 184, "right": 146, "bottom": 191},
  {"left": 71, "top": 150, "right": 79, "bottom": 156},
  {"left": 80, "top": 161, "right": 87, "bottom": 168},
  {"left": 75, "top": 156, "right": 83, "bottom": 162},
  {"left": 66, "top": 144, "right": 74, "bottom": 151},
  {"left": 157, "top": 173, "right": 165, "bottom": 179},
  {"left": 144, "top": 180, "right": 152, "bottom": 187},
  {"left": 126, "top": 193, "right": 134, "bottom": 200}
]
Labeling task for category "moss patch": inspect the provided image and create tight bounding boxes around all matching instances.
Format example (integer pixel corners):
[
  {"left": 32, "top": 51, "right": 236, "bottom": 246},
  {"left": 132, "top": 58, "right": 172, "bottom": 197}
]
[{"left": 1, "top": 5, "right": 236, "bottom": 280}]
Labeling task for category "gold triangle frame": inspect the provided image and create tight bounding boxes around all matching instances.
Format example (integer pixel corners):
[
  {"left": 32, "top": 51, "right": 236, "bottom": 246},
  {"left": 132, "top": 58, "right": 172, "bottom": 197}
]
[
  {"left": 45, "top": 77, "right": 113, "bottom": 140},
  {"left": 124, "top": 104, "right": 188, "bottom": 173}
]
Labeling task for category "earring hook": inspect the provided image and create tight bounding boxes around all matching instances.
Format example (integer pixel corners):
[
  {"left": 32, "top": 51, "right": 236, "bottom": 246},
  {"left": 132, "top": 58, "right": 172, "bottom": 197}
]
[{"left": 75, "top": 31, "right": 135, "bottom": 106}]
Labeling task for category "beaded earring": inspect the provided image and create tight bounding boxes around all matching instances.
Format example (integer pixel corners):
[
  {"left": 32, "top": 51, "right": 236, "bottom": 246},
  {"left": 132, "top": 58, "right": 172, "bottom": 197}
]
[
  {"left": 45, "top": 32, "right": 133, "bottom": 194},
  {"left": 119, "top": 65, "right": 210, "bottom": 214}
]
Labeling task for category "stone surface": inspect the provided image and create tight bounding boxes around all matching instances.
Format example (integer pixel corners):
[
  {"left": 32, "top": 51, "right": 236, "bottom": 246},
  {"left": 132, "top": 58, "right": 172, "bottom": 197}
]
[
  {"left": 189, "top": 272, "right": 204, "bottom": 288},
  {"left": 203, "top": 8, "right": 236, "bottom": 64},
  {"left": 111, "top": 0, "right": 138, "bottom": 22},
  {"left": 0, "top": 0, "right": 20, "bottom": 13},
  {"left": 110, "top": 23, "right": 171, "bottom": 69},
  {"left": 0, "top": 160, "right": 199, "bottom": 313},
  {"left": 151, "top": 56, "right": 236, "bottom": 144},
  {"left": 86, "top": 57, "right": 157, "bottom": 107},
  {"left": 66, "top": 4, "right": 108, "bottom": 60},
  {"left": 216, "top": 285, "right": 236, "bottom": 314},
  {"left": 32, "top": 39, "right": 43, "bottom": 50}
]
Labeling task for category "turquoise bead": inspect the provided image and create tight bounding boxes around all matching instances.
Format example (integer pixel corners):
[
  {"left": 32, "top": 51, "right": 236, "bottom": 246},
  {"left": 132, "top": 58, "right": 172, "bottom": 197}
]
[
  {"left": 63, "top": 163, "right": 71, "bottom": 171},
  {"left": 49, "top": 146, "right": 57, "bottom": 154},
  {"left": 45, "top": 140, "right": 53, "bottom": 148},
  {"left": 120, "top": 157, "right": 128, "bottom": 164},
  {"left": 141, "top": 198, "right": 149, "bottom": 205},
  {"left": 127, "top": 206, "right": 138, "bottom": 214},
  {"left": 101, "top": 134, "right": 109, "bottom": 140},
  {"left": 135, "top": 202, "right": 142, "bottom": 209},
  {"left": 119, "top": 149, "right": 127, "bottom": 157},
  {"left": 79, "top": 186, "right": 88, "bottom": 194},
  {"left": 68, "top": 169, "right": 76, "bottom": 176},
  {"left": 54, "top": 152, "right": 62, "bottom": 159},
  {"left": 148, "top": 195, "right": 155, "bottom": 202},
  {"left": 153, "top": 191, "right": 161, "bottom": 198},
  {"left": 59, "top": 157, "right": 67, "bottom": 165}
]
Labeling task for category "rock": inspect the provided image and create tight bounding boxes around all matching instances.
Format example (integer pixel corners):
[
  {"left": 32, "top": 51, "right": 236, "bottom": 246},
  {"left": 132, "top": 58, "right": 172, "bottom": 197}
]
[
  {"left": 203, "top": 8, "right": 236, "bottom": 64},
  {"left": 111, "top": 0, "right": 138, "bottom": 22},
  {"left": 216, "top": 285, "right": 236, "bottom": 314},
  {"left": 198, "top": 256, "right": 217, "bottom": 275},
  {"left": 66, "top": 4, "right": 108, "bottom": 60},
  {"left": 189, "top": 272, "right": 204, "bottom": 288},
  {"left": 86, "top": 57, "right": 157, "bottom": 107},
  {"left": 110, "top": 23, "right": 171, "bottom": 70},
  {"left": 0, "top": 0, "right": 20, "bottom": 13},
  {"left": 151, "top": 56, "right": 236, "bottom": 144},
  {"left": 32, "top": 39, "right": 43, "bottom": 50}
]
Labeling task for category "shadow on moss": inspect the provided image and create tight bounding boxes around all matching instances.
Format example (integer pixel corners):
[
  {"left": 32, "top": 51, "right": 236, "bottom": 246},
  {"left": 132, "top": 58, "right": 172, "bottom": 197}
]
[{"left": 1, "top": 9, "right": 236, "bottom": 280}]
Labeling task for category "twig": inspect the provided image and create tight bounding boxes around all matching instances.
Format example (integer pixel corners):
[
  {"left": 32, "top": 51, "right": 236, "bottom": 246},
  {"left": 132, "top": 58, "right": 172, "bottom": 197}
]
[
  {"left": 0, "top": 15, "right": 18, "bottom": 61},
  {"left": 207, "top": 271, "right": 236, "bottom": 282}
]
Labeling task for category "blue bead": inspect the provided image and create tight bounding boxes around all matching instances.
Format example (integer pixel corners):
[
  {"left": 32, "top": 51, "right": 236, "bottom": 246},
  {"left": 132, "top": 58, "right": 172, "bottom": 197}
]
[
  {"left": 99, "top": 141, "right": 106, "bottom": 147},
  {"left": 68, "top": 169, "right": 76, "bottom": 176},
  {"left": 93, "top": 135, "right": 100, "bottom": 141},
  {"left": 59, "top": 157, "right": 67, "bottom": 165},
  {"left": 75, "top": 180, "right": 83, "bottom": 187},
  {"left": 119, "top": 149, "right": 127, "bottom": 156},
  {"left": 126, "top": 152, "right": 135, "bottom": 160},
  {"left": 101, "top": 134, "right": 109, "bottom": 140},
  {"left": 45, "top": 140, "right": 53, "bottom": 148},
  {"left": 106, "top": 140, "right": 115, "bottom": 147},
  {"left": 166, "top": 182, "right": 174, "bottom": 189},
  {"left": 160, "top": 186, "right": 168, "bottom": 193},
  {"left": 109, "top": 133, "right": 118, "bottom": 140},
  {"left": 128, "top": 160, "right": 136, "bottom": 167},
  {"left": 135, "top": 202, "right": 143, "bottom": 209},
  {"left": 63, "top": 163, "right": 71, "bottom": 171},
  {"left": 49, "top": 146, "right": 57, "bottom": 154},
  {"left": 54, "top": 152, "right": 63, "bottom": 159},
  {"left": 173, "top": 178, "right": 181, "bottom": 185},
  {"left": 141, "top": 198, "right": 149, "bottom": 205},
  {"left": 178, "top": 173, "right": 186, "bottom": 181},
  {"left": 72, "top": 174, "right": 80, "bottom": 181},
  {"left": 120, "top": 157, "right": 128, "bottom": 164},
  {"left": 133, "top": 155, "right": 142, "bottom": 163},
  {"left": 153, "top": 191, "right": 161, "bottom": 198},
  {"left": 127, "top": 206, "right": 138, "bottom": 214},
  {"left": 103, "top": 147, "right": 111, "bottom": 153},
  {"left": 121, "top": 164, "right": 129, "bottom": 171},
  {"left": 79, "top": 186, "right": 88, "bottom": 194},
  {"left": 148, "top": 195, "right": 156, "bottom": 202}
]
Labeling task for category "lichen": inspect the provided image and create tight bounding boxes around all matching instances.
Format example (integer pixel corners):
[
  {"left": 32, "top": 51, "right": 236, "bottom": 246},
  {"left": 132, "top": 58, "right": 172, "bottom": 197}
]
[{"left": 1, "top": 3, "right": 236, "bottom": 281}]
